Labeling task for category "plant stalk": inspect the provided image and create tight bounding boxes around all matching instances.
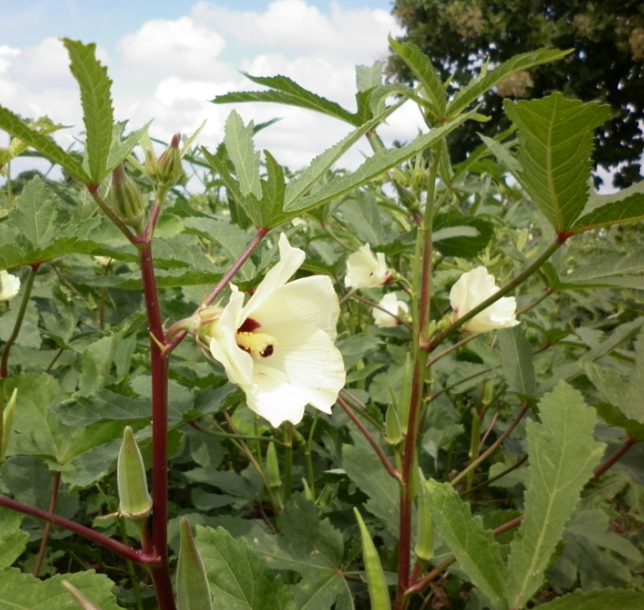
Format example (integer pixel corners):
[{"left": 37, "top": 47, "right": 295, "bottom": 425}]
[
  {"left": 137, "top": 241, "right": 176, "bottom": 610},
  {"left": 0, "top": 263, "right": 40, "bottom": 379}
]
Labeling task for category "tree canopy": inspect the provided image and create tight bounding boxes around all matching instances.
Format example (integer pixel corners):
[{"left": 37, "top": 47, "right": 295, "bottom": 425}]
[{"left": 387, "top": 0, "right": 644, "bottom": 187}]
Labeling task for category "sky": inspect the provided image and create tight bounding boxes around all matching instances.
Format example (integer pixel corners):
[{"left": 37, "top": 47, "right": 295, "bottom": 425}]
[{"left": 0, "top": 0, "right": 429, "bottom": 178}]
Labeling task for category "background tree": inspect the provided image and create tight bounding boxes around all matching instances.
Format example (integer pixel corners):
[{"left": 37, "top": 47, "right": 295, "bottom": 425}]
[{"left": 387, "top": 0, "right": 644, "bottom": 187}]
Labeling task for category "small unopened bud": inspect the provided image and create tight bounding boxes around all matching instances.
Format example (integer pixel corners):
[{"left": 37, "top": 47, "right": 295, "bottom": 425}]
[
  {"left": 385, "top": 404, "right": 403, "bottom": 445},
  {"left": 301, "top": 477, "right": 314, "bottom": 501},
  {"left": 61, "top": 581, "right": 104, "bottom": 610},
  {"left": 266, "top": 442, "right": 282, "bottom": 490},
  {"left": 155, "top": 133, "right": 183, "bottom": 188},
  {"left": 110, "top": 164, "right": 145, "bottom": 232},
  {"left": 117, "top": 426, "right": 152, "bottom": 521},
  {"left": 1, "top": 388, "right": 18, "bottom": 463}
]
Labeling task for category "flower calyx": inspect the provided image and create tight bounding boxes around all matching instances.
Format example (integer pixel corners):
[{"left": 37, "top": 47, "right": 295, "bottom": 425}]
[
  {"left": 145, "top": 133, "right": 183, "bottom": 190},
  {"left": 109, "top": 163, "right": 145, "bottom": 233}
]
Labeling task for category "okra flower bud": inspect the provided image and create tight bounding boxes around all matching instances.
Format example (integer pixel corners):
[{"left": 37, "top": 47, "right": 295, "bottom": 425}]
[
  {"left": 354, "top": 508, "right": 392, "bottom": 610},
  {"left": 116, "top": 426, "right": 152, "bottom": 521},
  {"left": 266, "top": 441, "right": 282, "bottom": 490},
  {"left": 414, "top": 481, "right": 435, "bottom": 563},
  {"left": 109, "top": 164, "right": 145, "bottom": 232},
  {"left": 145, "top": 133, "right": 183, "bottom": 189}
]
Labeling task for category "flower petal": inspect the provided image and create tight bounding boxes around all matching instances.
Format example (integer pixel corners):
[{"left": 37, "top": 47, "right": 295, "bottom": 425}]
[
  {"left": 242, "top": 234, "right": 305, "bottom": 320},
  {"left": 246, "top": 364, "right": 308, "bottom": 426},
  {"left": 250, "top": 276, "right": 340, "bottom": 338},
  {"left": 208, "top": 287, "right": 254, "bottom": 387},
  {"left": 260, "top": 320, "right": 345, "bottom": 413}
]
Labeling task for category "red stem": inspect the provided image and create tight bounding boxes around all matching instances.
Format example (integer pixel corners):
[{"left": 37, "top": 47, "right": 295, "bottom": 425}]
[
  {"left": 337, "top": 396, "right": 401, "bottom": 482},
  {"left": 138, "top": 241, "right": 176, "bottom": 610},
  {"left": 0, "top": 494, "right": 158, "bottom": 564},
  {"left": 593, "top": 435, "right": 640, "bottom": 479},
  {"left": 201, "top": 226, "right": 270, "bottom": 311},
  {"left": 164, "top": 226, "right": 270, "bottom": 349}
]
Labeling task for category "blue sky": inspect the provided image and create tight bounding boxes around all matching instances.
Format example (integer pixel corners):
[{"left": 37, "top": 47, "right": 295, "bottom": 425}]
[{"left": 0, "top": 0, "right": 394, "bottom": 52}]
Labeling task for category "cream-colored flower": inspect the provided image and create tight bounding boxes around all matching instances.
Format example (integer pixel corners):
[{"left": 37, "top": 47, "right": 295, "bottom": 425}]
[
  {"left": 0, "top": 270, "right": 20, "bottom": 302},
  {"left": 345, "top": 244, "right": 391, "bottom": 289},
  {"left": 205, "top": 234, "right": 345, "bottom": 427},
  {"left": 94, "top": 256, "right": 114, "bottom": 267},
  {"left": 373, "top": 293, "right": 409, "bottom": 328},
  {"left": 450, "top": 267, "right": 519, "bottom": 332}
]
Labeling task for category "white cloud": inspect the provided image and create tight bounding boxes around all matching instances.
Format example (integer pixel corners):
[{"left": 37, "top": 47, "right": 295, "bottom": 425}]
[
  {"left": 118, "top": 16, "right": 227, "bottom": 80},
  {"left": 0, "top": 1, "right": 424, "bottom": 178},
  {"left": 192, "top": 0, "right": 402, "bottom": 62}
]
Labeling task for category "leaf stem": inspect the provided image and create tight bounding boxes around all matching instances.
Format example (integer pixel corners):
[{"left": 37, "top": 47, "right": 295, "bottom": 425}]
[
  {"left": 592, "top": 435, "right": 640, "bottom": 480},
  {"left": 0, "top": 263, "right": 40, "bottom": 379},
  {"left": 88, "top": 188, "right": 139, "bottom": 244},
  {"left": 450, "top": 404, "right": 530, "bottom": 487},
  {"left": 283, "top": 422, "right": 294, "bottom": 503},
  {"left": 0, "top": 494, "right": 159, "bottom": 564},
  {"left": 337, "top": 396, "right": 401, "bottom": 482},
  {"left": 164, "top": 226, "right": 270, "bottom": 350}
]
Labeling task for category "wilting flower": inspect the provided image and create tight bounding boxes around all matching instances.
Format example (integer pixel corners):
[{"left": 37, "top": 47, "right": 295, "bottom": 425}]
[
  {"left": 373, "top": 293, "right": 409, "bottom": 328},
  {"left": 345, "top": 244, "right": 391, "bottom": 289},
  {"left": 204, "top": 234, "right": 345, "bottom": 427},
  {"left": 0, "top": 270, "right": 20, "bottom": 302},
  {"left": 450, "top": 267, "right": 519, "bottom": 332}
]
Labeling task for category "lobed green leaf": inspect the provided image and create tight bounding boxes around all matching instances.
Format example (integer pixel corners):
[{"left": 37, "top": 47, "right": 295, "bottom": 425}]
[
  {"left": 196, "top": 526, "right": 297, "bottom": 610},
  {"left": 63, "top": 39, "right": 114, "bottom": 184},
  {"left": 0, "top": 106, "right": 89, "bottom": 183},
  {"left": 505, "top": 381, "right": 605, "bottom": 609},
  {"left": 504, "top": 93, "right": 610, "bottom": 231},
  {"left": 448, "top": 48, "right": 572, "bottom": 117},
  {"left": 389, "top": 38, "right": 446, "bottom": 117},
  {"left": 224, "top": 111, "right": 263, "bottom": 201},
  {"left": 213, "top": 73, "right": 358, "bottom": 125}
]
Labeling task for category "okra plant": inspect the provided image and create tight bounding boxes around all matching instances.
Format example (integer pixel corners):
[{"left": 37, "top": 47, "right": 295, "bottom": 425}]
[{"left": 1, "top": 37, "right": 644, "bottom": 610}]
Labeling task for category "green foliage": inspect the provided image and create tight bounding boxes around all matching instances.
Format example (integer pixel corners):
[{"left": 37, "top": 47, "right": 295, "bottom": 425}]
[
  {"left": 196, "top": 526, "right": 297, "bottom": 610},
  {"left": 506, "top": 382, "right": 605, "bottom": 609},
  {"left": 0, "top": 569, "right": 121, "bottom": 610},
  {"left": 424, "top": 481, "right": 507, "bottom": 608},
  {"left": 1, "top": 35, "right": 644, "bottom": 610}
]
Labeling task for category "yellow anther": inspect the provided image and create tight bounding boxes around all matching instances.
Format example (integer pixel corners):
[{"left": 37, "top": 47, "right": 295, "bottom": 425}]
[{"left": 236, "top": 331, "right": 277, "bottom": 358}]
